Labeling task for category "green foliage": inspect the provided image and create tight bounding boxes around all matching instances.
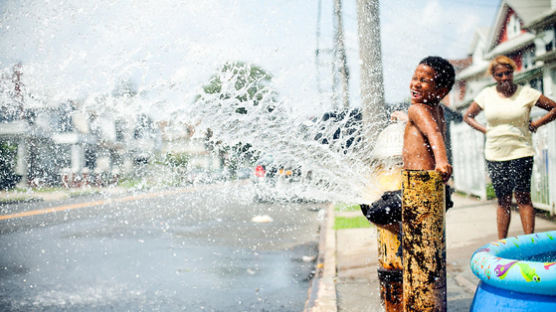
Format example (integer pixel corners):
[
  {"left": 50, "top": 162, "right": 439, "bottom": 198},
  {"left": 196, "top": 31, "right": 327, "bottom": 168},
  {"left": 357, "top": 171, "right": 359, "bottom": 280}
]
[
  {"left": 0, "top": 141, "right": 21, "bottom": 190},
  {"left": 196, "top": 61, "right": 278, "bottom": 176},
  {"left": 165, "top": 153, "right": 190, "bottom": 168},
  {"left": 486, "top": 183, "right": 496, "bottom": 200},
  {"left": 334, "top": 216, "right": 372, "bottom": 230},
  {"left": 199, "top": 61, "right": 276, "bottom": 114},
  {"left": 118, "top": 178, "right": 143, "bottom": 188},
  {"left": 31, "top": 186, "right": 63, "bottom": 193}
]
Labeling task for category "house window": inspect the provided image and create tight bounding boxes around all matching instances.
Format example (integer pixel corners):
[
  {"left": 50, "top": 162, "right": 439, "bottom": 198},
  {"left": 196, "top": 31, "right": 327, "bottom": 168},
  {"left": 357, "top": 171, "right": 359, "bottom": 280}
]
[
  {"left": 508, "top": 14, "right": 521, "bottom": 39},
  {"left": 549, "top": 25, "right": 556, "bottom": 52},
  {"left": 550, "top": 68, "right": 556, "bottom": 96},
  {"left": 57, "top": 112, "right": 73, "bottom": 133},
  {"left": 523, "top": 48, "right": 536, "bottom": 70},
  {"left": 530, "top": 76, "right": 544, "bottom": 93},
  {"left": 458, "top": 81, "right": 466, "bottom": 101},
  {"left": 115, "top": 120, "right": 125, "bottom": 142}
]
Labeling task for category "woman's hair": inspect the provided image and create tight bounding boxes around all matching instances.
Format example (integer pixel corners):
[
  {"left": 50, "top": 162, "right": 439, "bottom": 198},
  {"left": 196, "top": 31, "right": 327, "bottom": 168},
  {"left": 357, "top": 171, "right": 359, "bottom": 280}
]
[{"left": 488, "top": 55, "right": 517, "bottom": 76}]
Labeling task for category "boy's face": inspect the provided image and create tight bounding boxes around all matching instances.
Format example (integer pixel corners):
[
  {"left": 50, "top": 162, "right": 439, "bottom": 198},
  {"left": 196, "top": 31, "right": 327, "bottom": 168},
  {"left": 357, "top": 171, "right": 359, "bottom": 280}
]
[{"left": 409, "top": 64, "right": 446, "bottom": 104}]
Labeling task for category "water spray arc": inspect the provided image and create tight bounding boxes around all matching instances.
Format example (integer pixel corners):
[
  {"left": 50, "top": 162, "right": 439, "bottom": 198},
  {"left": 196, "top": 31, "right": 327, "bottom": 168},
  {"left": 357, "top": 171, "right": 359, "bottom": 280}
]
[{"left": 356, "top": 0, "right": 385, "bottom": 150}]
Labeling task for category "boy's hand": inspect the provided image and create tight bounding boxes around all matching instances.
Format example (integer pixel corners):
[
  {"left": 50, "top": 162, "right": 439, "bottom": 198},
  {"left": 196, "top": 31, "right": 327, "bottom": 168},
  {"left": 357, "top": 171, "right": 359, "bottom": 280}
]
[
  {"left": 391, "top": 111, "right": 408, "bottom": 122},
  {"left": 435, "top": 162, "right": 452, "bottom": 182}
]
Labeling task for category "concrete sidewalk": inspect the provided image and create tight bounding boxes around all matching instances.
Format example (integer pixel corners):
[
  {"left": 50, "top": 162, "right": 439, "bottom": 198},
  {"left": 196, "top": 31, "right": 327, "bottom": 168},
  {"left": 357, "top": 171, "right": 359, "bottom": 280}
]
[{"left": 307, "top": 194, "right": 556, "bottom": 312}]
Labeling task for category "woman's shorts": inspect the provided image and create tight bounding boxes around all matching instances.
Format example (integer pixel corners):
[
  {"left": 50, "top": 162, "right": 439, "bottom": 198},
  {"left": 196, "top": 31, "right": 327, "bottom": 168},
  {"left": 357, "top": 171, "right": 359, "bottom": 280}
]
[{"left": 486, "top": 156, "right": 534, "bottom": 198}]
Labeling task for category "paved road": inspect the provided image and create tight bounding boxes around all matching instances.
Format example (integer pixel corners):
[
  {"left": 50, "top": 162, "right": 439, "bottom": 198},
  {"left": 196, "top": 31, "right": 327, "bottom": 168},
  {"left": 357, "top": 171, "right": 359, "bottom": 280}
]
[{"left": 0, "top": 183, "right": 323, "bottom": 311}]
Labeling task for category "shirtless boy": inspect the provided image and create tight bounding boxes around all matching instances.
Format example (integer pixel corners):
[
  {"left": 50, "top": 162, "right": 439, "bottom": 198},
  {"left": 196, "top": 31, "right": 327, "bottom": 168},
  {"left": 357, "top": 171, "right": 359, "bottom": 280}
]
[
  {"left": 361, "top": 57, "right": 455, "bottom": 225},
  {"left": 403, "top": 56, "right": 455, "bottom": 181}
]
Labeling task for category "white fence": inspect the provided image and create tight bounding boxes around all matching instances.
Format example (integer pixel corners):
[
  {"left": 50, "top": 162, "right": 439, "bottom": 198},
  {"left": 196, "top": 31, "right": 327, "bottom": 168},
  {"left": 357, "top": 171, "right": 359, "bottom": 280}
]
[
  {"left": 451, "top": 122, "right": 487, "bottom": 200},
  {"left": 450, "top": 117, "right": 556, "bottom": 216},
  {"left": 530, "top": 119, "right": 556, "bottom": 215}
]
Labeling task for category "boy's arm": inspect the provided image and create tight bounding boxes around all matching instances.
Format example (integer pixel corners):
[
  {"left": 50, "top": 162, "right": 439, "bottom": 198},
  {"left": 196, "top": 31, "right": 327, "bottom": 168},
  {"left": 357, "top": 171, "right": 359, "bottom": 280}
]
[
  {"left": 439, "top": 105, "right": 447, "bottom": 138},
  {"left": 407, "top": 104, "right": 452, "bottom": 181}
]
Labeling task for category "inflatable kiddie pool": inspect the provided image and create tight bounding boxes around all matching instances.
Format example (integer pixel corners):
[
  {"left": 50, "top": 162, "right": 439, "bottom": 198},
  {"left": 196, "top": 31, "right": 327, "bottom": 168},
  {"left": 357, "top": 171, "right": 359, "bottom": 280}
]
[{"left": 470, "top": 231, "right": 556, "bottom": 311}]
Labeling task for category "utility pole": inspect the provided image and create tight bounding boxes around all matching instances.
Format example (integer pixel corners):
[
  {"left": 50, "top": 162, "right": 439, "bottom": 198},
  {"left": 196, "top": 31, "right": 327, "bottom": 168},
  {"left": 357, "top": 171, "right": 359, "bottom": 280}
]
[
  {"left": 315, "top": 0, "right": 335, "bottom": 110},
  {"left": 333, "top": 0, "right": 350, "bottom": 110},
  {"left": 356, "top": 2, "right": 401, "bottom": 311},
  {"left": 356, "top": 0, "right": 385, "bottom": 147},
  {"left": 12, "top": 62, "right": 24, "bottom": 119},
  {"left": 315, "top": 0, "right": 323, "bottom": 97}
]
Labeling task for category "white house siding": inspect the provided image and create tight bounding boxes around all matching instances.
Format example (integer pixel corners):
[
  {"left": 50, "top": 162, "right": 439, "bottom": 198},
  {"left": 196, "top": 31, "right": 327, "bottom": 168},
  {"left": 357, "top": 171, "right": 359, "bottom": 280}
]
[{"left": 545, "top": 64, "right": 556, "bottom": 98}]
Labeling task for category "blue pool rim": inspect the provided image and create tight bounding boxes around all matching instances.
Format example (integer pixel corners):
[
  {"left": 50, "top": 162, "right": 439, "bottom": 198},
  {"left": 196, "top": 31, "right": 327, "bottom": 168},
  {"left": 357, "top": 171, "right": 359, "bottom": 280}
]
[
  {"left": 470, "top": 231, "right": 556, "bottom": 296},
  {"left": 471, "top": 281, "right": 556, "bottom": 312}
]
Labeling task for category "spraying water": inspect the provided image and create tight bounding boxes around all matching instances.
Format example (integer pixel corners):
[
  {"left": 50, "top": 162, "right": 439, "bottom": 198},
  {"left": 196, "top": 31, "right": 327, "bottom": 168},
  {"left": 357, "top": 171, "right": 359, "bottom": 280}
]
[{"left": 0, "top": 1, "right": 400, "bottom": 204}]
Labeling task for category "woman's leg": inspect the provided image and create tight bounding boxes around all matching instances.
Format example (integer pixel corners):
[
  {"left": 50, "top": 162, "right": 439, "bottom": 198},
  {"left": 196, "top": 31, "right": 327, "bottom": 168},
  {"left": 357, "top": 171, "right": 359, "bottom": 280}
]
[
  {"left": 487, "top": 159, "right": 513, "bottom": 239},
  {"left": 515, "top": 191, "right": 535, "bottom": 234},
  {"left": 496, "top": 194, "right": 513, "bottom": 239},
  {"left": 513, "top": 157, "right": 535, "bottom": 235}
]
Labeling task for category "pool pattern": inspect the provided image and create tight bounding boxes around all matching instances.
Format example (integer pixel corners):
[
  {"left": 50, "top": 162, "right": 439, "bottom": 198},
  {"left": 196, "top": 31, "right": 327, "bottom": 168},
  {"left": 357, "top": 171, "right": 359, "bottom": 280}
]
[{"left": 470, "top": 231, "right": 556, "bottom": 296}]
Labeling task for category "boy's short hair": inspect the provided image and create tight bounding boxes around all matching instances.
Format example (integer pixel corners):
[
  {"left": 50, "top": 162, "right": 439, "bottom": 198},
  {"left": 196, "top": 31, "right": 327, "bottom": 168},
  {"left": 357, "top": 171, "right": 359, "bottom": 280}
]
[{"left": 419, "top": 56, "right": 455, "bottom": 91}]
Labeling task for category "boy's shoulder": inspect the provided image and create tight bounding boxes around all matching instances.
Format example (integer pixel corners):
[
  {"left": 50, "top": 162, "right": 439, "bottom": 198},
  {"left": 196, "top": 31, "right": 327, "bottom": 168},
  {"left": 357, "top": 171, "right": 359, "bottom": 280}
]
[
  {"left": 407, "top": 102, "right": 445, "bottom": 122},
  {"left": 408, "top": 102, "right": 441, "bottom": 113}
]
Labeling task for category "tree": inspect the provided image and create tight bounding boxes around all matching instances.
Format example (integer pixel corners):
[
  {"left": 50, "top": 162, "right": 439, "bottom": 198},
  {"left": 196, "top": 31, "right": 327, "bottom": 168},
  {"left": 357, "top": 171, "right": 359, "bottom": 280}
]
[
  {"left": 196, "top": 61, "right": 277, "bottom": 115},
  {"left": 194, "top": 62, "right": 283, "bottom": 173},
  {"left": 0, "top": 141, "right": 21, "bottom": 190}
]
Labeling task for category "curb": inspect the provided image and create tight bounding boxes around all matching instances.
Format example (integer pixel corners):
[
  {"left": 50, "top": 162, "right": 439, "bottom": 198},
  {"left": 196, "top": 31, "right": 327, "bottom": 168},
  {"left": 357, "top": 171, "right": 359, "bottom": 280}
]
[
  {"left": 0, "top": 197, "right": 43, "bottom": 205},
  {"left": 454, "top": 272, "right": 478, "bottom": 294},
  {"left": 305, "top": 203, "right": 337, "bottom": 312}
]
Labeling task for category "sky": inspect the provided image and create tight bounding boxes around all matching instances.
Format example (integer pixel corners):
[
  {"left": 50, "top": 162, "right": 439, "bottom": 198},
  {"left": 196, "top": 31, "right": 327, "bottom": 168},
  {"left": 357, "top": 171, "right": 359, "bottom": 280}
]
[{"left": 0, "top": 0, "right": 500, "bottom": 118}]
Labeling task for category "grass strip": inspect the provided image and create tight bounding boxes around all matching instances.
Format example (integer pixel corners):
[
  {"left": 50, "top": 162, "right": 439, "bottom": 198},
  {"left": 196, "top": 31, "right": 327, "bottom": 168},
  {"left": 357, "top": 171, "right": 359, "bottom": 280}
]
[
  {"left": 334, "top": 203, "right": 361, "bottom": 212},
  {"left": 334, "top": 216, "right": 371, "bottom": 230}
]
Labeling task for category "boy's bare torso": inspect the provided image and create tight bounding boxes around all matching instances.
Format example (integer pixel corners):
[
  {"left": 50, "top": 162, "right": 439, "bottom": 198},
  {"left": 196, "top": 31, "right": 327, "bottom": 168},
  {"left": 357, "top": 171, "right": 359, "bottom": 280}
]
[{"left": 402, "top": 103, "right": 446, "bottom": 170}]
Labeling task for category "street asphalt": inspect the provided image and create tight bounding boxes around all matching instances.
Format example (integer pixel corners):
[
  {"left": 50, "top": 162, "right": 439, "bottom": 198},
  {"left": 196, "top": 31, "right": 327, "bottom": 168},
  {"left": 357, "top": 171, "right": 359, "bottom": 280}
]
[
  {"left": 1, "top": 183, "right": 323, "bottom": 311},
  {"left": 306, "top": 194, "right": 556, "bottom": 312}
]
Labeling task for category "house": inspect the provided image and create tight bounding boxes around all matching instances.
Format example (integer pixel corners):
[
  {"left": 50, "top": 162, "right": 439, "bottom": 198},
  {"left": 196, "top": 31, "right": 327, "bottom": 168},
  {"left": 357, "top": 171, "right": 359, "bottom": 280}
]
[
  {"left": 158, "top": 120, "right": 221, "bottom": 169},
  {"left": 449, "top": 28, "right": 491, "bottom": 110},
  {"left": 527, "top": 1, "right": 556, "bottom": 98},
  {"left": 1, "top": 63, "right": 165, "bottom": 189},
  {"left": 449, "top": 0, "right": 556, "bottom": 215}
]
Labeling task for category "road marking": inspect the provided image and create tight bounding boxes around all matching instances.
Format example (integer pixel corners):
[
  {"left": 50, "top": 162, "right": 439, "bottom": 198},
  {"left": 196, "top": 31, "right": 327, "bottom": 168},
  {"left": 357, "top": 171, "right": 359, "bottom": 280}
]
[{"left": 0, "top": 186, "right": 206, "bottom": 221}]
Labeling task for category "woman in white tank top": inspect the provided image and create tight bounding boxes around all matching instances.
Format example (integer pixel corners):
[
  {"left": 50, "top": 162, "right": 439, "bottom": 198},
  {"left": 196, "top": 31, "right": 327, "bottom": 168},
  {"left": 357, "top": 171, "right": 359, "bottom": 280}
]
[{"left": 464, "top": 55, "right": 556, "bottom": 239}]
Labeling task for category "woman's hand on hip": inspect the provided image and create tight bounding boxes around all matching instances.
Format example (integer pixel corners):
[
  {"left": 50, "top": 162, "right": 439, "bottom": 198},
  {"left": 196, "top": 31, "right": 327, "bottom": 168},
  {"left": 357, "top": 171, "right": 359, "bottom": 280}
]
[{"left": 529, "top": 120, "right": 538, "bottom": 133}]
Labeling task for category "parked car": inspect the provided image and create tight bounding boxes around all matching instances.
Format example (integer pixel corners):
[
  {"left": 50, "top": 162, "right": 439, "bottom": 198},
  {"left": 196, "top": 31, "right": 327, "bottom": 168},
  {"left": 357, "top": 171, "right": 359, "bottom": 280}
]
[
  {"left": 185, "top": 168, "right": 228, "bottom": 184},
  {"left": 237, "top": 167, "right": 251, "bottom": 179},
  {"left": 252, "top": 154, "right": 301, "bottom": 182},
  {"left": 251, "top": 154, "right": 306, "bottom": 202}
]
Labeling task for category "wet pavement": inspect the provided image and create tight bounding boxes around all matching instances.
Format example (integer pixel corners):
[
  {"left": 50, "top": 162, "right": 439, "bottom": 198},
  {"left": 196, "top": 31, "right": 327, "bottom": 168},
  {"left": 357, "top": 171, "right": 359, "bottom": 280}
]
[{"left": 0, "top": 183, "right": 323, "bottom": 311}]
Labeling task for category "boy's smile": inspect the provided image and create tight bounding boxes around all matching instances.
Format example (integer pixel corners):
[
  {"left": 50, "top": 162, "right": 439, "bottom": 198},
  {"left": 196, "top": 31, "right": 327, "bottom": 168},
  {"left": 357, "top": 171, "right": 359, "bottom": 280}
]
[{"left": 410, "top": 64, "right": 440, "bottom": 104}]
